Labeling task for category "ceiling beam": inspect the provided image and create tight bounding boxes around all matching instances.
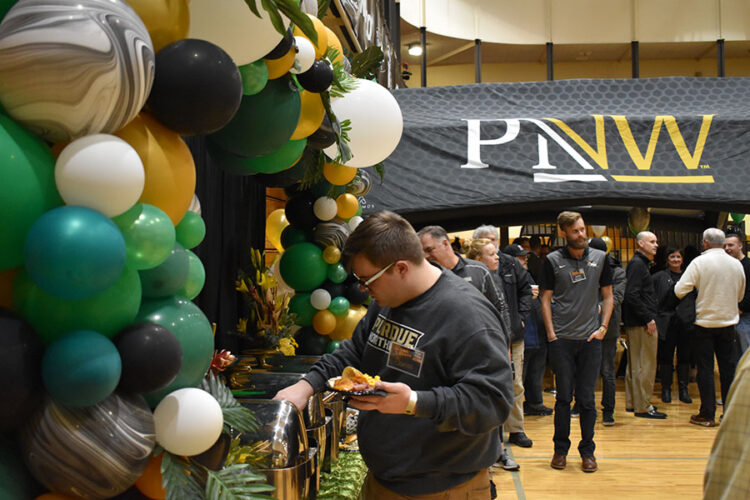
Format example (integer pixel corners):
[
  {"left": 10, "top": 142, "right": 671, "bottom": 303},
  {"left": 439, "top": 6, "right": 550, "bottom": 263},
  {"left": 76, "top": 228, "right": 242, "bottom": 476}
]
[{"left": 427, "top": 42, "right": 475, "bottom": 65}]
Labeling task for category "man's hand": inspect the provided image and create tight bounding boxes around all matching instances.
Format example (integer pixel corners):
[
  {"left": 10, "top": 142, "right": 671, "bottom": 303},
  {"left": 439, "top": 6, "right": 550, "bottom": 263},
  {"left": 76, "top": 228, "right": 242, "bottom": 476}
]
[
  {"left": 273, "top": 380, "right": 314, "bottom": 411},
  {"left": 587, "top": 327, "right": 605, "bottom": 342},
  {"left": 348, "top": 381, "right": 412, "bottom": 414},
  {"left": 548, "top": 332, "right": 558, "bottom": 342},
  {"left": 647, "top": 320, "right": 657, "bottom": 336}
]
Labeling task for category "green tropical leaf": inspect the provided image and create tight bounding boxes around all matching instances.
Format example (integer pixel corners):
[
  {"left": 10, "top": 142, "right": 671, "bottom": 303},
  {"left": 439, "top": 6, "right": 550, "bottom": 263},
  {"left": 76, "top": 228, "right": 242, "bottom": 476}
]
[
  {"left": 317, "top": 0, "right": 331, "bottom": 18},
  {"left": 373, "top": 162, "right": 385, "bottom": 182},
  {"left": 201, "top": 372, "right": 260, "bottom": 434},
  {"left": 299, "top": 148, "right": 325, "bottom": 188},
  {"left": 204, "top": 464, "right": 276, "bottom": 500},
  {"left": 161, "top": 451, "right": 204, "bottom": 500},
  {"left": 350, "top": 46, "right": 384, "bottom": 80},
  {"left": 276, "top": 0, "right": 318, "bottom": 44},
  {"left": 261, "top": 0, "right": 286, "bottom": 35},
  {"left": 243, "top": 0, "right": 261, "bottom": 17}
]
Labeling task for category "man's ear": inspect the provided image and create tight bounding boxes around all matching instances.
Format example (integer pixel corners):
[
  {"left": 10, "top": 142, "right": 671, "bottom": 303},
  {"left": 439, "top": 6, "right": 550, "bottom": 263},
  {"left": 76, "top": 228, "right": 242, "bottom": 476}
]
[{"left": 394, "top": 260, "right": 409, "bottom": 276}]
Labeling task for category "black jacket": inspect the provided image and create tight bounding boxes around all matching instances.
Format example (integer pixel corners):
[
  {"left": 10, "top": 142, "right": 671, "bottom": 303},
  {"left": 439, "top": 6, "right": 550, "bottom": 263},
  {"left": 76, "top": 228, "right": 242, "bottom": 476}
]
[
  {"left": 652, "top": 268, "right": 682, "bottom": 340},
  {"left": 497, "top": 252, "right": 533, "bottom": 343},
  {"left": 623, "top": 252, "right": 658, "bottom": 327}
]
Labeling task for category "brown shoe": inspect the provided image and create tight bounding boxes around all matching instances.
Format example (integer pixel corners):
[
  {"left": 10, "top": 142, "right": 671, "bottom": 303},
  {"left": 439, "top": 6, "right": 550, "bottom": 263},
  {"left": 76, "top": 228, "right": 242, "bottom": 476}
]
[
  {"left": 690, "top": 414, "right": 716, "bottom": 427},
  {"left": 582, "top": 456, "right": 598, "bottom": 473},
  {"left": 550, "top": 453, "right": 566, "bottom": 470}
]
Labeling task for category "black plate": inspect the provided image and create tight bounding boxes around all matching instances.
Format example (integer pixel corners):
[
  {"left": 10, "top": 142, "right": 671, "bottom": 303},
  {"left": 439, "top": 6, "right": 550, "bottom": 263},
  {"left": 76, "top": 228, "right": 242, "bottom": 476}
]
[{"left": 327, "top": 377, "right": 387, "bottom": 397}]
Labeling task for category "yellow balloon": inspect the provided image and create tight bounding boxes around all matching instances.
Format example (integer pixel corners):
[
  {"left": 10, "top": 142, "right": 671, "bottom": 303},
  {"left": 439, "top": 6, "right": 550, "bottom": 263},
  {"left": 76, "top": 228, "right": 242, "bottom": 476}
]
[
  {"left": 601, "top": 235, "right": 613, "bottom": 254},
  {"left": 264, "top": 46, "right": 296, "bottom": 79},
  {"left": 266, "top": 209, "right": 288, "bottom": 252},
  {"left": 324, "top": 26, "right": 345, "bottom": 65},
  {"left": 293, "top": 14, "right": 328, "bottom": 59},
  {"left": 313, "top": 309, "right": 336, "bottom": 335},
  {"left": 115, "top": 113, "right": 196, "bottom": 225},
  {"left": 289, "top": 90, "right": 325, "bottom": 140},
  {"left": 329, "top": 305, "right": 367, "bottom": 341},
  {"left": 127, "top": 0, "right": 190, "bottom": 52},
  {"left": 336, "top": 193, "right": 359, "bottom": 219},
  {"left": 323, "top": 161, "right": 357, "bottom": 186},
  {"left": 323, "top": 245, "right": 341, "bottom": 264}
]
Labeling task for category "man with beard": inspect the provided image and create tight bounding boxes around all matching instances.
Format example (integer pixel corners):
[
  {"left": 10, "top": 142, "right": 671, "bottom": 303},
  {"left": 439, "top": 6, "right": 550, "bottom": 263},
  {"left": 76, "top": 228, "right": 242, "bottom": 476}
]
[{"left": 540, "top": 211, "right": 613, "bottom": 473}]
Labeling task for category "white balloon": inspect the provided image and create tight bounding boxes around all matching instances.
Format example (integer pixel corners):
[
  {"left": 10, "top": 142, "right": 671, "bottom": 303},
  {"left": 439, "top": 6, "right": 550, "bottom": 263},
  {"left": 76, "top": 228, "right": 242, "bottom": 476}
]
[
  {"left": 290, "top": 36, "right": 316, "bottom": 74},
  {"left": 188, "top": 0, "right": 287, "bottom": 66},
  {"left": 189, "top": 193, "right": 202, "bottom": 216},
  {"left": 348, "top": 216, "right": 364, "bottom": 231},
  {"left": 154, "top": 388, "right": 224, "bottom": 457},
  {"left": 300, "top": 0, "right": 318, "bottom": 15},
  {"left": 271, "top": 256, "right": 295, "bottom": 297},
  {"left": 591, "top": 225, "right": 607, "bottom": 237},
  {"left": 310, "top": 288, "right": 331, "bottom": 310},
  {"left": 55, "top": 134, "right": 144, "bottom": 217},
  {"left": 313, "top": 197, "right": 338, "bottom": 221},
  {"left": 323, "top": 79, "right": 403, "bottom": 167}
]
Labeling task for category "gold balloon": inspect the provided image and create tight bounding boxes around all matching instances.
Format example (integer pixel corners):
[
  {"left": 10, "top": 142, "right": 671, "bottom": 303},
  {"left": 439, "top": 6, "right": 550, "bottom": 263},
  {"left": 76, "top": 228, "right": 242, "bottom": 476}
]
[
  {"left": 324, "top": 26, "right": 345, "bottom": 65},
  {"left": 323, "top": 161, "right": 357, "bottom": 186},
  {"left": 329, "top": 305, "right": 367, "bottom": 341},
  {"left": 127, "top": 0, "right": 190, "bottom": 53},
  {"left": 313, "top": 309, "right": 336, "bottom": 335},
  {"left": 323, "top": 245, "right": 341, "bottom": 264},
  {"left": 627, "top": 207, "right": 650, "bottom": 236},
  {"left": 289, "top": 90, "right": 325, "bottom": 140},
  {"left": 293, "top": 14, "right": 328, "bottom": 59},
  {"left": 266, "top": 209, "right": 288, "bottom": 252},
  {"left": 601, "top": 235, "right": 614, "bottom": 254},
  {"left": 115, "top": 113, "right": 196, "bottom": 225},
  {"left": 264, "top": 46, "right": 295, "bottom": 79},
  {"left": 336, "top": 193, "right": 359, "bottom": 219}
]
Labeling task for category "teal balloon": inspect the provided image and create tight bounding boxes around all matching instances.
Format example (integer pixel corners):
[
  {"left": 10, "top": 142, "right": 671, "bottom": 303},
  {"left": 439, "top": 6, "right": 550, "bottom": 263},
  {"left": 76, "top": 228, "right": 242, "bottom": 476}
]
[
  {"left": 326, "top": 340, "right": 341, "bottom": 353},
  {"left": 139, "top": 242, "right": 190, "bottom": 299},
  {"left": 24, "top": 206, "right": 126, "bottom": 299},
  {"left": 42, "top": 330, "right": 121, "bottom": 407},
  {"left": 288, "top": 292, "right": 316, "bottom": 326},
  {"left": 239, "top": 59, "right": 269, "bottom": 95},
  {"left": 176, "top": 250, "right": 205, "bottom": 300},
  {"left": 327, "top": 262, "right": 348, "bottom": 284},
  {"left": 112, "top": 203, "right": 176, "bottom": 270},
  {"left": 328, "top": 296, "right": 350, "bottom": 316},
  {"left": 13, "top": 267, "right": 141, "bottom": 344},
  {"left": 208, "top": 77, "right": 301, "bottom": 157},
  {"left": 0, "top": 113, "right": 62, "bottom": 271},
  {"left": 279, "top": 242, "right": 327, "bottom": 292},
  {"left": 280, "top": 225, "right": 309, "bottom": 249},
  {"left": 138, "top": 296, "right": 214, "bottom": 406},
  {"left": 175, "top": 210, "right": 206, "bottom": 250}
]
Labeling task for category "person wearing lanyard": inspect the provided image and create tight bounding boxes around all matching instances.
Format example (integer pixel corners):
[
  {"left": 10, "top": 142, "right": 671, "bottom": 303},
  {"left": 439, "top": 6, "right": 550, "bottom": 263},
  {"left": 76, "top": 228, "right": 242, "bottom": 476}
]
[{"left": 540, "top": 211, "right": 613, "bottom": 473}]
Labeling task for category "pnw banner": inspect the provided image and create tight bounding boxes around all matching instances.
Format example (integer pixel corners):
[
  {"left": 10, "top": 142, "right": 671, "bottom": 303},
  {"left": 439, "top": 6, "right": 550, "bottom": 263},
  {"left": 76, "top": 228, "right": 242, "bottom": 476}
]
[{"left": 365, "top": 77, "right": 750, "bottom": 218}]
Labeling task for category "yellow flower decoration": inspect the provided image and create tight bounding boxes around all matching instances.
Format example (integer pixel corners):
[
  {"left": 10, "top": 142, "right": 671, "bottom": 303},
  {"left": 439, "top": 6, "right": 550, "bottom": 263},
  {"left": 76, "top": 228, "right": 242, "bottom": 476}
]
[
  {"left": 279, "top": 337, "right": 297, "bottom": 356},
  {"left": 236, "top": 318, "right": 248, "bottom": 333},
  {"left": 235, "top": 280, "right": 249, "bottom": 293}
]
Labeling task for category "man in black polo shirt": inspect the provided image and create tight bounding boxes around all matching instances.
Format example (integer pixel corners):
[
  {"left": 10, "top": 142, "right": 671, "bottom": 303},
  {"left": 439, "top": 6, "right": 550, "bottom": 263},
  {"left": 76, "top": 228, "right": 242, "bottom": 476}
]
[{"left": 541, "top": 211, "right": 613, "bottom": 473}]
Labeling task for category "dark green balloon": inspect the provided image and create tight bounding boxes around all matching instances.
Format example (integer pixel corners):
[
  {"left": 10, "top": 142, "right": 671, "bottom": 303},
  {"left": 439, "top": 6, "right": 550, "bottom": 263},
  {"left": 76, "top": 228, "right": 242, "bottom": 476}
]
[
  {"left": 175, "top": 210, "right": 206, "bottom": 250},
  {"left": 288, "top": 292, "right": 316, "bottom": 327},
  {"left": 0, "top": 436, "right": 35, "bottom": 500},
  {"left": 239, "top": 60, "right": 269, "bottom": 95},
  {"left": 112, "top": 203, "right": 176, "bottom": 270},
  {"left": 279, "top": 242, "right": 327, "bottom": 292},
  {"left": 280, "top": 225, "right": 309, "bottom": 249},
  {"left": 208, "top": 77, "right": 301, "bottom": 157},
  {"left": 328, "top": 296, "right": 350, "bottom": 316},
  {"left": 326, "top": 340, "right": 341, "bottom": 353},
  {"left": 327, "top": 262, "right": 348, "bottom": 284},
  {"left": 240, "top": 138, "right": 306, "bottom": 174},
  {"left": 139, "top": 243, "right": 190, "bottom": 299},
  {"left": 138, "top": 296, "right": 214, "bottom": 407},
  {"left": 295, "top": 326, "right": 328, "bottom": 355},
  {"left": 176, "top": 250, "right": 206, "bottom": 300},
  {"left": 13, "top": 267, "right": 142, "bottom": 344}
]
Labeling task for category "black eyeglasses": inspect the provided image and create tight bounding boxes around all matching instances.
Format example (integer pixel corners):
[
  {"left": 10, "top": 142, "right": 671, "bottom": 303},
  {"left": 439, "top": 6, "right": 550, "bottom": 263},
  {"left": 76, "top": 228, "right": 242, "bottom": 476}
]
[{"left": 353, "top": 262, "right": 395, "bottom": 291}]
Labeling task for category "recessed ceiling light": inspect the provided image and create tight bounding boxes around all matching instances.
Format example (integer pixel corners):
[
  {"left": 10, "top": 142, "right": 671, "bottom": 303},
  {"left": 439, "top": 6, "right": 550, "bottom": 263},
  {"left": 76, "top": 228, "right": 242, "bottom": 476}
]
[{"left": 408, "top": 43, "right": 423, "bottom": 56}]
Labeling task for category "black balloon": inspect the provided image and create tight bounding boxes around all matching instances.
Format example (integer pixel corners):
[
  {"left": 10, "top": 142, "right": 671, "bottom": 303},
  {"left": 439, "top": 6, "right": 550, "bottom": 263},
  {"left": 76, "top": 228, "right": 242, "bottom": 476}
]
[
  {"left": 321, "top": 281, "right": 346, "bottom": 299},
  {"left": 114, "top": 322, "right": 182, "bottom": 394},
  {"left": 255, "top": 161, "right": 305, "bottom": 187},
  {"left": 344, "top": 281, "right": 369, "bottom": 305},
  {"left": 296, "top": 60, "right": 333, "bottom": 93},
  {"left": 0, "top": 308, "right": 43, "bottom": 432},
  {"left": 264, "top": 29, "right": 294, "bottom": 59},
  {"left": 281, "top": 225, "right": 310, "bottom": 249},
  {"left": 307, "top": 114, "right": 337, "bottom": 150},
  {"left": 147, "top": 38, "right": 242, "bottom": 135},
  {"left": 284, "top": 194, "right": 317, "bottom": 229},
  {"left": 295, "top": 327, "right": 328, "bottom": 355}
]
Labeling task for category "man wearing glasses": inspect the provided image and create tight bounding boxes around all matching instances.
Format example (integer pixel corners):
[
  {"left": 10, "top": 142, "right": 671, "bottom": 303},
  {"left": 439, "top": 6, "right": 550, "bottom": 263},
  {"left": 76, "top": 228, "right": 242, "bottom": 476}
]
[{"left": 275, "top": 211, "right": 513, "bottom": 499}]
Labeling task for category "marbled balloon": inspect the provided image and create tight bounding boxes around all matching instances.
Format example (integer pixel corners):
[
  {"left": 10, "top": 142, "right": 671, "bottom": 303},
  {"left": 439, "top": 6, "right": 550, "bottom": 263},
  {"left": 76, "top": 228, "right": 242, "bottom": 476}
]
[
  {"left": 314, "top": 221, "right": 351, "bottom": 250},
  {"left": 0, "top": 0, "right": 155, "bottom": 142},
  {"left": 346, "top": 170, "right": 372, "bottom": 197},
  {"left": 20, "top": 392, "right": 155, "bottom": 500}
]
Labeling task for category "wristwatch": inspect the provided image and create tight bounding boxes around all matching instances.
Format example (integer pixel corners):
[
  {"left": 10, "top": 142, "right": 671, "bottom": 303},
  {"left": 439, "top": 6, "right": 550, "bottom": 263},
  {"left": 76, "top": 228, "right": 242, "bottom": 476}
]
[
  {"left": 404, "top": 390, "right": 418, "bottom": 415},
  {"left": 599, "top": 325, "right": 608, "bottom": 333}
]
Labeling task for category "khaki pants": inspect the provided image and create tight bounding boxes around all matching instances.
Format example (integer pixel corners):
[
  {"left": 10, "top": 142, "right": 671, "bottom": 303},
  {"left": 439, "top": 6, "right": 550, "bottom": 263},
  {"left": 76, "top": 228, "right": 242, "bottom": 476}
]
[
  {"left": 625, "top": 326, "right": 658, "bottom": 413},
  {"left": 359, "top": 469, "right": 491, "bottom": 500},
  {"left": 504, "top": 340, "right": 525, "bottom": 434}
]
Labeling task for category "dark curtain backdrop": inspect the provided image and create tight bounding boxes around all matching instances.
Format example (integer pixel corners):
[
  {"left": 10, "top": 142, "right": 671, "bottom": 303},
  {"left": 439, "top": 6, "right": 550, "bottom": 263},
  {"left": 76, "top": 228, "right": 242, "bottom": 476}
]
[{"left": 184, "top": 136, "right": 266, "bottom": 352}]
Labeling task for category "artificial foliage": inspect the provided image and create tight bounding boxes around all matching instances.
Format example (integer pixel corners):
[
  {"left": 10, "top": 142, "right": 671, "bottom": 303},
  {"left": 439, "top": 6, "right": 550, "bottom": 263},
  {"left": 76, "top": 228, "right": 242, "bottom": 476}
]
[
  {"left": 244, "top": 0, "right": 317, "bottom": 44},
  {"left": 317, "top": 451, "right": 369, "bottom": 499}
]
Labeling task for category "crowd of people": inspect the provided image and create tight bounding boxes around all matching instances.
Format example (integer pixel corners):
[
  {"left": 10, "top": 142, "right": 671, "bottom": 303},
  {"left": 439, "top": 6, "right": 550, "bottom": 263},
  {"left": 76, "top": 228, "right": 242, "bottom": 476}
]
[{"left": 275, "top": 209, "right": 750, "bottom": 499}]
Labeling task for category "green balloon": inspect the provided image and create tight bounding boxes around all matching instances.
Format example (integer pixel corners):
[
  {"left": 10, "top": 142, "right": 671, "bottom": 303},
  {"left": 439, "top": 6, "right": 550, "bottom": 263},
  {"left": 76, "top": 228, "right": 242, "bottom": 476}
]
[
  {"left": 281, "top": 225, "right": 310, "bottom": 249},
  {"left": 208, "top": 77, "right": 301, "bottom": 157},
  {"left": 0, "top": 113, "right": 62, "bottom": 270},
  {"left": 327, "top": 262, "right": 348, "bottom": 284},
  {"left": 328, "top": 296, "right": 350, "bottom": 316},
  {"left": 730, "top": 212, "right": 745, "bottom": 224},
  {"left": 279, "top": 242, "right": 327, "bottom": 292},
  {"left": 139, "top": 242, "right": 190, "bottom": 299},
  {"left": 176, "top": 250, "right": 206, "bottom": 300},
  {"left": 211, "top": 138, "right": 306, "bottom": 175},
  {"left": 138, "top": 296, "right": 214, "bottom": 407},
  {"left": 13, "top": 267, "right": 142, "bottom": 344},
  {"left": 239, "top": 59, "right": 269, "bottom": 95},
  {"left": 289, "top": 292, "right": 316, "bottom": 326},
  {"left": 175, "top": 210, "right": 206, "bottom": 250},
  {"left": 112, "top": 203, "right": 176, "bottom": 270},
  {"left": 326, "top": 340, "right": 341, "bottom": 353}
]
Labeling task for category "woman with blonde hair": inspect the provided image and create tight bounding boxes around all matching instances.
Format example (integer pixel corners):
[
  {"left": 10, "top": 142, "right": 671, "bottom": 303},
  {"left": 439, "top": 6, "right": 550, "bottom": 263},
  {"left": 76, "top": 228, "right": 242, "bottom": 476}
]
[{"left": 467, "top": 238, "right": 499, "bottom": 271}]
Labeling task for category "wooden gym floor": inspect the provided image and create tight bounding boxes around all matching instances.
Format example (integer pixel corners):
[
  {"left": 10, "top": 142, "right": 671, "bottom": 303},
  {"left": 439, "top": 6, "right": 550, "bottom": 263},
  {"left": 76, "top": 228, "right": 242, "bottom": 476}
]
[{"left": 492, "top": 378, "right": 718, "bottom": 499}]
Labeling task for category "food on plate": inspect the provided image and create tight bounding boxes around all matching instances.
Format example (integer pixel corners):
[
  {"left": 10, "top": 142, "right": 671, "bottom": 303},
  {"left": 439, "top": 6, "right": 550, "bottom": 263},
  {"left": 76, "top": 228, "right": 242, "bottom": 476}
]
[{"left": 332, "top": 366, "right": 380, "bottom": 392}]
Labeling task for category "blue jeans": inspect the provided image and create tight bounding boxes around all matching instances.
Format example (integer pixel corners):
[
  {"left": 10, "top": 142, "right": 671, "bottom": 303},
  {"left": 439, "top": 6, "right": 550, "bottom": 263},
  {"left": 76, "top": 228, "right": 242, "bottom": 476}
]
[
  {"left": 548, "top": 337, "right": 602, "bottom": 458},
  {"left": 736, "top": 314, "right": 750, "bottom": 354}
]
